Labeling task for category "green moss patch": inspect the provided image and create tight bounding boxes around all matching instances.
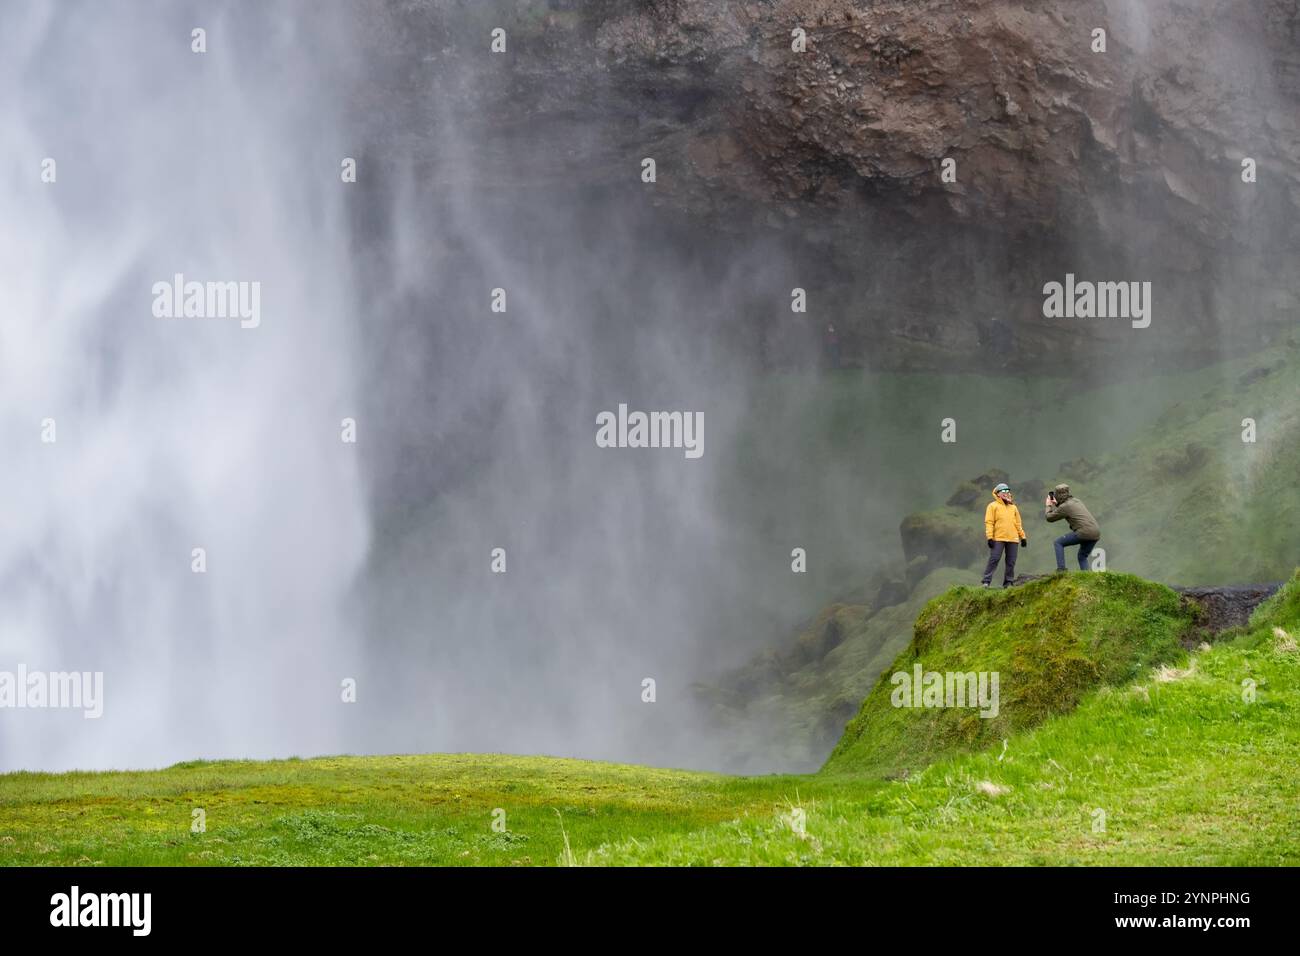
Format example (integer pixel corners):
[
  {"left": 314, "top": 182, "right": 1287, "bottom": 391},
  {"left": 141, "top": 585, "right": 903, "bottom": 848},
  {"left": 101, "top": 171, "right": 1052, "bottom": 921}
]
[{"left": 823, "top": 572, "right": 1195, "bottom": 776}]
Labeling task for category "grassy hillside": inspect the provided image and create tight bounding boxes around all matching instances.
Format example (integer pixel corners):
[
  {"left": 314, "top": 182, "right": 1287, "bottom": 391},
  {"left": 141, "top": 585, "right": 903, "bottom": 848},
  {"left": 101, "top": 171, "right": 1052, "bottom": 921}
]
[
  {"left": 703, "top": 341, "right": 1300, "bottom": 769},
  {"left": 601, "top": 569, "right": 1300, "bottom": 864},
  {"left": 3, "top": 571, "right": 1297, "bottom": 866},
  {"left": 824, "top": 573, "right": 1195, "bottom": 776},
  {"left": 600, "top": 576, "right": 1300, "bottom": 865}
]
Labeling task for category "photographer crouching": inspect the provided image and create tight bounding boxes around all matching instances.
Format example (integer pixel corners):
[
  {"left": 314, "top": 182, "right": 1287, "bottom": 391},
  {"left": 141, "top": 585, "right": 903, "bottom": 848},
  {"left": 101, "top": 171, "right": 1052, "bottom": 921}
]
[{"left": 1044, "top": 483, "right": 1101, "bottom": 572}]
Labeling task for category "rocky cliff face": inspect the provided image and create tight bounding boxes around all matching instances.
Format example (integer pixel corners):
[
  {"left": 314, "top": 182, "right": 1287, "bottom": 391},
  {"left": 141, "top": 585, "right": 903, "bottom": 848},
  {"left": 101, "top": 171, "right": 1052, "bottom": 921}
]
[{"left": 353, "top": 0, "right": 1300, "bottom": 370}]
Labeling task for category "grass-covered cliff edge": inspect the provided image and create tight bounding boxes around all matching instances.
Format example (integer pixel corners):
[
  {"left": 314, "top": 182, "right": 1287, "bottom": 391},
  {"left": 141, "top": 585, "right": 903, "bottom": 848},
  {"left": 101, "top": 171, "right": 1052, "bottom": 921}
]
[
  {"left": 824, "top": 573, "right": 1195, "bottom": 777},
  {"left": 700, "top": 339, "right": 1300, "bottom": 771},
  {"left": 4, "top": 570, "right": 1297, "bottom": 866}
]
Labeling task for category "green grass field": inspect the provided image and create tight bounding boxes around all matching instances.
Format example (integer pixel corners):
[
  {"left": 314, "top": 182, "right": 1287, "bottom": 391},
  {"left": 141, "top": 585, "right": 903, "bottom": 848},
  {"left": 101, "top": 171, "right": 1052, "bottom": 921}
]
[{"left": 4, "top": 571, "right": 1297, "bottom": 866}]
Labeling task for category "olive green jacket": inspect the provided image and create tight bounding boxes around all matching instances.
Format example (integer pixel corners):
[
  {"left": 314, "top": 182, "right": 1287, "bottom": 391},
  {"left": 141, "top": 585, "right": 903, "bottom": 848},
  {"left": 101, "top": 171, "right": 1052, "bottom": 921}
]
[{"left": 1045, "top": 495, "right": 1100, "bottom": 540}]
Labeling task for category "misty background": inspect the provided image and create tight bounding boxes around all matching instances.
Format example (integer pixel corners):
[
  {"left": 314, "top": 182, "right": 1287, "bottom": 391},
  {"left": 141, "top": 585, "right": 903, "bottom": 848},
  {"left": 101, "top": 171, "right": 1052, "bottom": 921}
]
[{"left": 2, "top": 0, "right": 1295, "bottom": 773}]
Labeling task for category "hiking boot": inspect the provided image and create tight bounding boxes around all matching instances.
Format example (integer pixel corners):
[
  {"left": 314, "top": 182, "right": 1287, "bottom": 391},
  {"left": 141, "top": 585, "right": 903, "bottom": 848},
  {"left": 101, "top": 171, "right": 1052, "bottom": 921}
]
[
  {"left": 982, "top": 582, "right": 990, "bottom": 588},
  {"left": 1054, "top": 568, "right": 1067, "bottom": 574}
]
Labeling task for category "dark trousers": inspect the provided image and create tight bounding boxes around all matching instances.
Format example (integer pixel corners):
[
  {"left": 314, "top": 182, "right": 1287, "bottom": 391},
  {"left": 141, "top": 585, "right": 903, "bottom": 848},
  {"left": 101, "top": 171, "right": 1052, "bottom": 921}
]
[
  {"left": 1054, "top": 531, "right": 1099, "bottom": 570},
  {"left": 982, "top": 541, "right": 1019, "bottom": 585}
]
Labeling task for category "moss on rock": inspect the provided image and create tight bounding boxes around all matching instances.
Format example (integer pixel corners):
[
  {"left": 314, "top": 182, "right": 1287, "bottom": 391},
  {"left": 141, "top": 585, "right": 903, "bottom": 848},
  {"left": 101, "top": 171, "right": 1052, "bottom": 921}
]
[{"left": 823, "top": 572, "right": 1195, "bottom": 776}]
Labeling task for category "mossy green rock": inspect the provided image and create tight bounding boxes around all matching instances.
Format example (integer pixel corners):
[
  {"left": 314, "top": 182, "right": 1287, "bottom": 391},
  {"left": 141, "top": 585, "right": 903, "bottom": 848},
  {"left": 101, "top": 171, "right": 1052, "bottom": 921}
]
[{"left": 824, "top": 572, "right": 1195, "bottom": 776}]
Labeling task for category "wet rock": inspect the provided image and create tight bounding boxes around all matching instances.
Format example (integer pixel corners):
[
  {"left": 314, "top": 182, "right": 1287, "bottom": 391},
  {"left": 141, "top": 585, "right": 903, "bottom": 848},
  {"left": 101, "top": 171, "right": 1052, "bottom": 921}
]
[
  {"left": 900, "top": 511, "right": 973, "bottom": 572},
  {"left": 352, "top": 0, "right": 1300, "bottom": 369},
  {"left": 1058, "top": 457, "right": 1102, "bottom": 482},
  {"left": 875, "top": 577, "right": 911, "bottom": 608},
  {"left": 1152, "top": 442, "right": 1210, "bottom": 478},
  {"left": 1176, "top": 583, "right": 1283, "bottom": 636},
  {"left": 946, "top": 483, "right": 984, "bottom": 510},
  {"left": 1237, "top": 365, "right": 1275, "bottom": 388}
]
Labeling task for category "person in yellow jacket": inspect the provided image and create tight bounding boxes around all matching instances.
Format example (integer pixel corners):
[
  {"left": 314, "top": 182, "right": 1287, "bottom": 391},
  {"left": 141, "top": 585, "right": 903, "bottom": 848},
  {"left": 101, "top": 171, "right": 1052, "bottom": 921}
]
[{"left": 981, "top": 482, "right": 1027, "bottom": 588}]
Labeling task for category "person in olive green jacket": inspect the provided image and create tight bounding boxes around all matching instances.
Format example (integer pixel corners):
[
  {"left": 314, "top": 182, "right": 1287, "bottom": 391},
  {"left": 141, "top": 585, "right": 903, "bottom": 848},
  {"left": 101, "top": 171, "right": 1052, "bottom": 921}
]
[
  {"left": 982, "top": 482, "right": 1027, "bottom": 588},
  {"left": 1044, "top": 483, "right": 1101, "bottom": 571}
]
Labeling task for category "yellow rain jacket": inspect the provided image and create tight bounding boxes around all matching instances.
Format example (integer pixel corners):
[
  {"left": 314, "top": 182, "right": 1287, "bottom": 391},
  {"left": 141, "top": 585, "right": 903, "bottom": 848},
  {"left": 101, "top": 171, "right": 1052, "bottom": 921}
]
[{"left": 984, "top": 492, "right": 1026, "bottom": 543}]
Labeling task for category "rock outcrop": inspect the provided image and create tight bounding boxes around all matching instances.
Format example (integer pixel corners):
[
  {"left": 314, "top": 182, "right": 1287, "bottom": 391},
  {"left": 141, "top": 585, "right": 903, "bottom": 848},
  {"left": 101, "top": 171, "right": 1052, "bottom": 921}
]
[{"left": 351, "top": 0, "right": 1300, "bottom": 369}]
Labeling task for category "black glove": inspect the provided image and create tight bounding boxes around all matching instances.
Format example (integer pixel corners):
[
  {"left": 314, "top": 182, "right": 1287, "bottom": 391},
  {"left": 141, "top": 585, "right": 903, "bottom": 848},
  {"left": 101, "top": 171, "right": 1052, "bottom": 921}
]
[
  {"left": 1020, "top": 538, "right": 1027, "bottom": 547},
  {"left": 987, "top": 539, "right": 994, "bottom": 549}
]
